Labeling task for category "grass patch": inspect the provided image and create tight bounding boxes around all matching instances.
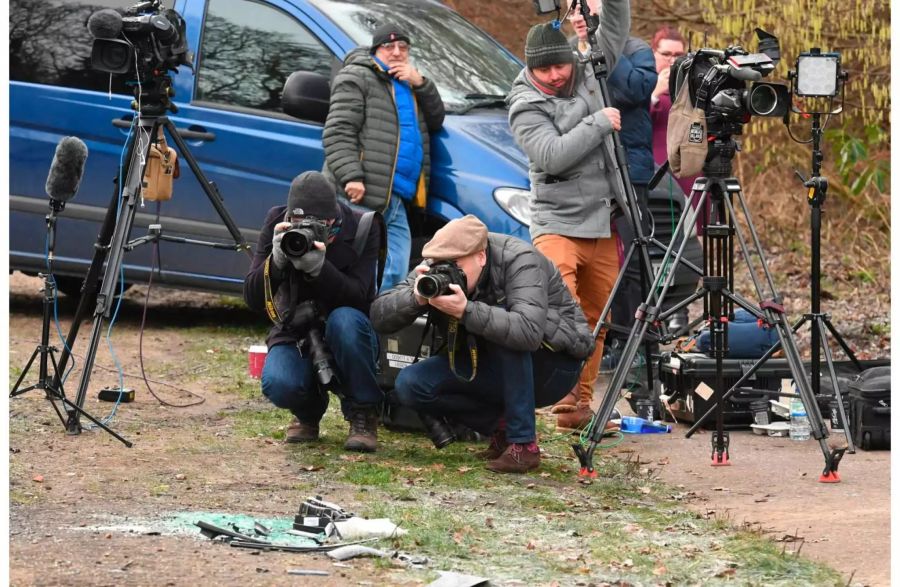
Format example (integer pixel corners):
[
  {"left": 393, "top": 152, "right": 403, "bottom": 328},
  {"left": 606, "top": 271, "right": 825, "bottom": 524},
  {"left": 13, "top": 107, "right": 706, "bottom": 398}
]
[{"left": 229, "top": 405, "right": 291, "bottom": 440}]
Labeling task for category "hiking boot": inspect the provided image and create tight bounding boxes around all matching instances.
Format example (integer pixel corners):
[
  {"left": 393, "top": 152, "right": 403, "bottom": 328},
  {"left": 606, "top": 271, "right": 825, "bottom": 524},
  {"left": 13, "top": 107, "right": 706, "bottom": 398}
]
[
  {"left": 476, "top": 429, "right": 509, "bottom": 460},
  {"left": 285, "top": 417, "right": 319, "bottom": 443},
  {"left": 556, "top": 405, "right": 594, "bottom": 433},
  {"left": 486, "top": 442, "right": 540, "bottom": 473},
  {"left": 549, "top": 390, "right": 578, "bottom": 414},
  {"left": 344, "top": 408, "right": 378, "bottom": 452},
  {"left": 418, "top": 412, "right": 456, "bottom": 449}
]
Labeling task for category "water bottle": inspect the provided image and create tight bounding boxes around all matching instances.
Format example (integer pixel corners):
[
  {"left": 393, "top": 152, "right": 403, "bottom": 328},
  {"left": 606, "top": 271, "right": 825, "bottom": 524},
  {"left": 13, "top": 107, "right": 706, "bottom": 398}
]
[{"left": 790, "top": 397, "right": 811, "bottom": 441}]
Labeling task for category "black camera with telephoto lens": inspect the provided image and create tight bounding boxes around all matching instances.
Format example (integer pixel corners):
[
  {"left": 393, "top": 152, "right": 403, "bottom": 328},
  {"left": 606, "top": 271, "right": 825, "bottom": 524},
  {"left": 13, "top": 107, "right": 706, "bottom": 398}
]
[
  {"left": 415, "top": 261, "right": 468, "bottom": 299},
  {"left": 88, "top": 0, "right": 192, "bottom": 78},
  {"left": 291, "top": 300, "right": 341, "bottom": 398},
  {"left": 280, "top": 218, "right": 330, "bottom": 259}
]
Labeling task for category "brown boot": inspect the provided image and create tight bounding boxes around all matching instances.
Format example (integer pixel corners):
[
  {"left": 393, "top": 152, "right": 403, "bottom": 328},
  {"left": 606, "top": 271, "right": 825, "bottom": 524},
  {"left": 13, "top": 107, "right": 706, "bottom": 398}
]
[
  {"left": 486, "top": 442, "right": 540, "bottom": 473},
  {"left": 556, "top": 404, "right": 594, "bottom": 433},
  {"left": 285, "top": 417, "right": 319, "bottom": 443},
  {"left": 475, "top": 429, "right": 509, "bottom": 460},
  {"left": 549, "top": 390, "right": 578, "bottom": 414},
  {"left": 344, "top": 408, "right": 378, "bottom": 453}
]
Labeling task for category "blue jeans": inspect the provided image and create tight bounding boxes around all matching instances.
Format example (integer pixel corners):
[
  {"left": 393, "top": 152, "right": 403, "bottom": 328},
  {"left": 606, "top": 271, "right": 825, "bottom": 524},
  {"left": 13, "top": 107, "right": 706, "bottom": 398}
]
[
  {"left": 379, "top": 197, "right": 412, "bottom": 291},
  {"left": 393, "top": 341, "right": 582, "bottom": 443},
  {"left": 261, "top": 307, "right": 382, "bottom": 422}
]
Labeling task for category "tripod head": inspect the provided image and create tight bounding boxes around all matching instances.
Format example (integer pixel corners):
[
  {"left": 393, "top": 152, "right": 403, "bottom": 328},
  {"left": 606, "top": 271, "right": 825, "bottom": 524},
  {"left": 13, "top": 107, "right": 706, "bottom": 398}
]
[{"left": 130, "top": 73, "right": 178, "bottom": 116}]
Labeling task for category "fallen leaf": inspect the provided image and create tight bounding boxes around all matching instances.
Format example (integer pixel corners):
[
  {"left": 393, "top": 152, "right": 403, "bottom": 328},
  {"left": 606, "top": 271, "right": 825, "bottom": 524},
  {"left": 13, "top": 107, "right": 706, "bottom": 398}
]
[
  {"left": 299, "top": 465, "right": 323, "bottom": 472},
  {"left": 539, "top": 472, "right": 551, "bottom": 478},
  {"left": 457, "top": 466, "right": 473, "bottom": 473},
  {"left": 653, "top": 564, "right": 667, "bottom": 576},
  {"left": 32, "top": 475, "right": 44, "bottom": 483},
  {"left": 526, "top": 540, "right": 537, "bottom": 550},
  {"left": 526, "top": 483, "right": 536, "bottom": 489},
  {"left": 639, "top": 486, "right": 652, "bottom": 494},
  {"left": 485, "top": 517, "right": 494, "bottom": 529}
]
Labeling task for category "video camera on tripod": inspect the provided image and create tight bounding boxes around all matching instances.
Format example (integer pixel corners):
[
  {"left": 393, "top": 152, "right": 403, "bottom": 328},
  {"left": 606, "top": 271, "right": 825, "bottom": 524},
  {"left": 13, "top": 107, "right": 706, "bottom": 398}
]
[
  {"left": 670, "top": 29, "right": 790, "bottom": 138},
  {"left": 88, "top": 1, "right": 193, "bottom": 78}
]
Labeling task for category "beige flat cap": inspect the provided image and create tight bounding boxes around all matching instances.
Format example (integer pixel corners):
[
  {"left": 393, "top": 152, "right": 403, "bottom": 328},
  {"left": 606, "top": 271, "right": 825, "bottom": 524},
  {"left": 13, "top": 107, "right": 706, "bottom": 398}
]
[{"left": 422, "top": 215, "right": 489, "bottom": 260}]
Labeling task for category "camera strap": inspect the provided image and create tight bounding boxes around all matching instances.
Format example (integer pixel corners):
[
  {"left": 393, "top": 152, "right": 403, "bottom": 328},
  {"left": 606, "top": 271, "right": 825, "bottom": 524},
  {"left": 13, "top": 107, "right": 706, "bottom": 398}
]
[
  {"left": 263, "top": 256, "right": 282, "bottom": 324},
  {"left": 446, "top": 318, "right": 478, "bottom": 383}
]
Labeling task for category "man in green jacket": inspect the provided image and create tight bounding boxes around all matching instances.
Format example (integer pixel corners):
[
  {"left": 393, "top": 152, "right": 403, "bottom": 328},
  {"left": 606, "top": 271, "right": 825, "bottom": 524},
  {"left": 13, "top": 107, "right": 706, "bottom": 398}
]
[{"left": 323, "top": 24, "right": 445, "bottom": 291}]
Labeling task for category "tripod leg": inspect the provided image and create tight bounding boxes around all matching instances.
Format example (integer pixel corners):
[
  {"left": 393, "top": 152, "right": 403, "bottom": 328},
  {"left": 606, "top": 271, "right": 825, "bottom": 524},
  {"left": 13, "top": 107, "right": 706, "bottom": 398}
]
[
  {"left": 822, "top": 318, "right": 864, "bottom": 371},
  {"left": 161, "top": 119, "right": 250, "bottom": 255},
  {"left": 816, "top": 318, "right": 856, "bottom": 453},
  {"left": 10, "top": 347, "right": 41, "bottom": 397}
]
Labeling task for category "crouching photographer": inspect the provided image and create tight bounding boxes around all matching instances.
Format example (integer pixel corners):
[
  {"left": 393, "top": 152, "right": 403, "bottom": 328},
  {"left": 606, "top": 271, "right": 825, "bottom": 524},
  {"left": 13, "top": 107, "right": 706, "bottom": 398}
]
[
  {"left": 370, "top": 216, "right": 595, "bottom": 473},
  {"left": 244, "top": 171, "right": 384, "bottom": 452}
]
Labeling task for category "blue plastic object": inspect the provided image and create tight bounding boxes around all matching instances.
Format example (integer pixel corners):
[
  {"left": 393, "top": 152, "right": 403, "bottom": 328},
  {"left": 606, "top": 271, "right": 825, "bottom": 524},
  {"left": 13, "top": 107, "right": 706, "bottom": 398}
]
[{"left": 620, "top": 416, "right": 672, "bottom": 434}]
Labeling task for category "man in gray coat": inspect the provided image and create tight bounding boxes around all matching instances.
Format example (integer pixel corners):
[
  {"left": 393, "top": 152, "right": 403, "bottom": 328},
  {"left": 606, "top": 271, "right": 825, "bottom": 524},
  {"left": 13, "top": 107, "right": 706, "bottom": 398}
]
[
  {"left": 323, "top": 23, "right": 445, "bottom": 291},
  {"left": 507, "top": 2, "right": 629, "bottom": 432},
  {"left": 370, "top": 216, "right": 594, "bottom": 474}
]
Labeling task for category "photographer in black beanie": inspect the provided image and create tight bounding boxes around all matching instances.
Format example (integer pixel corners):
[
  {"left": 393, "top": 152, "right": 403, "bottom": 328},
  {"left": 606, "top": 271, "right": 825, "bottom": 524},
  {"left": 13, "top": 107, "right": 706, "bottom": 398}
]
[{"left": 244, "top": 171, "right": 385, "bottom": 452}]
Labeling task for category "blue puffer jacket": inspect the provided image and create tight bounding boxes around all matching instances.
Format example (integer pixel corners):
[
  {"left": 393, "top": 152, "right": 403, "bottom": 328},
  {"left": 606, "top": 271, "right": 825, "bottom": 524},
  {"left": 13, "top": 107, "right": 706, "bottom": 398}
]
[
  {"left": 373, "top": 57, "right": 423, "bottom": 201},
  {"left": 606, "top": 37, "right": 657, "bottom": 184}
]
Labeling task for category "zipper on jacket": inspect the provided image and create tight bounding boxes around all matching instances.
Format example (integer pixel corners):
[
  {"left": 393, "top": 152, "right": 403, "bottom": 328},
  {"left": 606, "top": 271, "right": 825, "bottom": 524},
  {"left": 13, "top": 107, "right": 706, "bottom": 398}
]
[{"left": 384, "top": 81, "right": 400, "bottom": 213}]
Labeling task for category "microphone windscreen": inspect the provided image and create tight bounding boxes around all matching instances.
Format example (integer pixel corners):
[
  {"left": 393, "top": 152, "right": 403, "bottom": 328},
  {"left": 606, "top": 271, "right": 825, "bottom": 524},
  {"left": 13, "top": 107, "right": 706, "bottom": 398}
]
[
  {"left": 87, "top": 8, "right": 123, "bottom": 39},
  {"left": 45, "top": 137, "right": 89, "bottom": 204}
]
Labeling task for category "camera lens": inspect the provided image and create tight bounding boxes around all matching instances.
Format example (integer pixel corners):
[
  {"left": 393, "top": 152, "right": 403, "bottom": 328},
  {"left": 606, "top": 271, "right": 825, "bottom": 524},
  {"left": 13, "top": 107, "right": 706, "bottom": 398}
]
[
  {"left": 748, "top": 84, "right": 778, "bottom": 116},
  {"left": 416, "top": 274, "right": 449, "bottom": 299},
  {"left": 418, "top": 413, "right": 456, "bottom": 449},
  {"left": 281, "top": 229, "right": 313, "bottom": 258},
  {"left": 91, "top": 39, "right": 134, "bottom": 74}
]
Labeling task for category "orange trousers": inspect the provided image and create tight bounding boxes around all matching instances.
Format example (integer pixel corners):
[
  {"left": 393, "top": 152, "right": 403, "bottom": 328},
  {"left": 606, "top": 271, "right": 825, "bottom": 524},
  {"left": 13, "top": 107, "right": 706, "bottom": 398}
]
[{"left": 533, "top": 233, "right": 619, "bottom": 404}]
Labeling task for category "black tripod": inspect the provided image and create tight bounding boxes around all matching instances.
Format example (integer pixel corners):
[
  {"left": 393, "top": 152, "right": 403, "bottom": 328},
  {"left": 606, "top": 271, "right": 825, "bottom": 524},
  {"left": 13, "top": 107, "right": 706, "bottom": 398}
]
[
  {"left": 49, "top": 74, "right": 250, "bottom": 443},
  {"left": 575, "top": 135, "right": 845, "bottom": 483},
  {"left": 10, "top": 199, "right": 133, "bottom": 446},
  {"left": 576, "top": 5, "right": 704, "bottom": 394},
  {"left": 790, "top": 112, "right": 860, "bottom": 448}
]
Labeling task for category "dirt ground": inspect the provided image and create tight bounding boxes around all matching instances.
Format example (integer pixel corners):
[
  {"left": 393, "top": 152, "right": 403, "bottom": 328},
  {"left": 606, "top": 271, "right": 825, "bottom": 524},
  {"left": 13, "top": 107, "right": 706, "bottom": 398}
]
[{"left": 7, "top": 272, "right": 890, "bottom": 586}]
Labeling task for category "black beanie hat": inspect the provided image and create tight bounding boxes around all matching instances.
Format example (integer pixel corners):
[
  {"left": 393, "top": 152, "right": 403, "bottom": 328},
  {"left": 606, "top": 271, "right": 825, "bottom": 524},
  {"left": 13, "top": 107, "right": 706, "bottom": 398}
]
[
  {"left": 286, "top": 171, "right": 339, "bottom": 219},
  {"left": 525, "top": 22, "right": 575, "bottom": 69},
  {"left": 370, "top": 23, "right": 411, "bottom": 53}
]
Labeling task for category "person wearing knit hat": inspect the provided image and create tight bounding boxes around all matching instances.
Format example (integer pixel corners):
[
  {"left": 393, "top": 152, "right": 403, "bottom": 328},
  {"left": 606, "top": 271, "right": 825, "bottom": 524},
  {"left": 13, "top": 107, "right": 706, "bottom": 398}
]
[
  {"left": 243, "top": 171, "right": 387, "bottom": 454},
  {"left": 370, "top": 216, "right": 595, "bottom": 474},
  {"left": 506, "top": 0, "right": 631, "bottom": 433},
  {"left": 323, "top": 21, "right": 444, "bottom": 294}
]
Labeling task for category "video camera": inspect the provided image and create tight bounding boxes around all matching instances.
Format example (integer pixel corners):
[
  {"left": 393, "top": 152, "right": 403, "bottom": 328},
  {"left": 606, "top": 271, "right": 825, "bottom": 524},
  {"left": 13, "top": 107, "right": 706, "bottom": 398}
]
[
  {"left": 415, "top": 261, "right": 468, "bottom": 299},
  {"left": 671, "top": 29, "right": 790, "bottom": 137},
  {"left": 280, "top": 218, "right": 330, "bottom": 259},
  {"left": 88, "top": 0, "right": 193, "bottom": 78}
]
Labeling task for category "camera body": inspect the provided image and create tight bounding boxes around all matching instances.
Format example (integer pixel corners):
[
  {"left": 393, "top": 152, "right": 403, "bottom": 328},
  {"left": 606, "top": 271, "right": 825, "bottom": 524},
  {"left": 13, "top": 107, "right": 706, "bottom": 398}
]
[
  {"left": 89, "top": 1, "right": 192, "bottom": 78},
  {"left": 415, "top": 261, "right": 468, "bottom": 299},
  {"left": 280, "top": 218, "right": 330, "bottom": 259},
  {"left": 290, "top": 300, "right": 341, "bottom": 398},
  {"left": 672, "top": 29, "right": 789, "bottom": 137}
]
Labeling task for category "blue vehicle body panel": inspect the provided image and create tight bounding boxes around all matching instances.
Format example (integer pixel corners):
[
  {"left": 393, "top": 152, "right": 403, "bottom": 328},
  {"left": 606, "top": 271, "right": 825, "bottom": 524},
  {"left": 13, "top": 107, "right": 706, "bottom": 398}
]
[{"left": 9, "top": 0, "right": 530, "bottom": 294}]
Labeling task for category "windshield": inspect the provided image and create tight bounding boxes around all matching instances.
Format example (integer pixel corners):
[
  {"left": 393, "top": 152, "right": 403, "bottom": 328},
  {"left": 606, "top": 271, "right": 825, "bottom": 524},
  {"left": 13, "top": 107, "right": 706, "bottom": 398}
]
[{"left": 308, "top": 0, "right": 522, "bottom": 112}]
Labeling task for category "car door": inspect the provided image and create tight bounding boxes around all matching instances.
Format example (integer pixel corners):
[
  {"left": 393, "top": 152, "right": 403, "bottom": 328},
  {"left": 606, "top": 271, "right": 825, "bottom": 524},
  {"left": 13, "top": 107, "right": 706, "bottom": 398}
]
[{"left": 159, "top": 0, "right": 342, "bottom": 291}]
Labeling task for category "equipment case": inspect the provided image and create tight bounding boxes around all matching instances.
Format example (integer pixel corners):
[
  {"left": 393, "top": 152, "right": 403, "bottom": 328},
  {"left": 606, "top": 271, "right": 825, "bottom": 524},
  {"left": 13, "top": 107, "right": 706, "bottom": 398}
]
[{"left": 849, "top": 366, "right": 891, "bottom": 450}]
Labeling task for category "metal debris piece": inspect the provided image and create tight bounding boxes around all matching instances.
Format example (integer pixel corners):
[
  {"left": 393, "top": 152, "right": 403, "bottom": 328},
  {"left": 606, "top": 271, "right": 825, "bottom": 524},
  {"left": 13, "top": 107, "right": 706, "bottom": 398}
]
[
  {"left": 287, "top": 569, "right": 329, "bottom": 576},
  {"left": 326, "top": 545, "right": 389, "bottom": 561}
]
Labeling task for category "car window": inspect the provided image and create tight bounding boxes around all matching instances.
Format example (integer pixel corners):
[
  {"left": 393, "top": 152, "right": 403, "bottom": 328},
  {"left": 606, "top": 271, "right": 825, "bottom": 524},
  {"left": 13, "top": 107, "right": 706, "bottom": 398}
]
[
  {"left": 195, "top": 0, "right": 335, "bottom": 113},
  {"left": 10, "top": 0, "right": 173, "bottom": 94}
]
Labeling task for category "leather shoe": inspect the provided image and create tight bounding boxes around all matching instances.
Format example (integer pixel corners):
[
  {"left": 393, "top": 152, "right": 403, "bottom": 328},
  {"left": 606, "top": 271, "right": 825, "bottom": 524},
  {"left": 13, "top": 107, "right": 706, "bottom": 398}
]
[
  {"left": 549, "top": 391, "right": 578, "bottom": 414},
  {"left": 285, "top": 417, "right": 319, "bottom": 443},
  {"left": 486, "top": 442, "right": 540, "bottom": 473}
]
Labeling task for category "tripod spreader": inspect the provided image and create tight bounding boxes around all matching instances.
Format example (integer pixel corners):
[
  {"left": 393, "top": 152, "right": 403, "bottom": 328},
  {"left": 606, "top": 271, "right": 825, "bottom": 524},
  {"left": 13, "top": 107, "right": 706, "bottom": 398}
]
[
  {"left": 125, "top": 224, "right": 251, "bottom": 252},
  {"left": 820, "top": 447, "right": 845, "bottom": 483}
]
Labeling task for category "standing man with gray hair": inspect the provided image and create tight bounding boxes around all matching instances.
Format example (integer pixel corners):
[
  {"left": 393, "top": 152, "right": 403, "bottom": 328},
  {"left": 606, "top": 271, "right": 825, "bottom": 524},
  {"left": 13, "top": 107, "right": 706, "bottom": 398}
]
[
  {"left": 506, "top": 1, "right": 630, "bottom": 432},
  {"left": 323, "top": 23, "right": 445, "bottom": 292}
]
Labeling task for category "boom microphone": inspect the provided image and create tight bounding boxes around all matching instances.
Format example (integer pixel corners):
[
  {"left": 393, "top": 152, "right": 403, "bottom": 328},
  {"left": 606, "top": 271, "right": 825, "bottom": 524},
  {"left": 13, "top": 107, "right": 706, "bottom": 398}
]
[
  {"left": 87, "top": 8, "right": 124, "bottom": 39},
  {"left": 45, "top": 137, "right": 89, "bottom": 204}
]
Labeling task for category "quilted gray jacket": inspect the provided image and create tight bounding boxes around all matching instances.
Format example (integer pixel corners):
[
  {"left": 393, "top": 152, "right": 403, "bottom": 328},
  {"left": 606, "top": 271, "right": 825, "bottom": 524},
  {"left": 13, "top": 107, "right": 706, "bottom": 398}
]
[
  {"left": 322, "top": 48, "right": 445, "bottom": 212},
  {"left": 506, "top": 0, "right": 630, "bottom": 240},
  {"left": 369, "top": 234, "right": 595, "bottom": 360}
]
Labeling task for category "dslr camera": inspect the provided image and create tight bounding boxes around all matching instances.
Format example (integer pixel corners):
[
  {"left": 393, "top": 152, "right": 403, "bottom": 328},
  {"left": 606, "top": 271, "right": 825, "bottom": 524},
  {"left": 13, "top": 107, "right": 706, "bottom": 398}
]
[
  {"left": 671, "top": 29, "right": 790, "bottom": 136},
  {"left": 415, "top": 261, "right": 468, "bottom": 299},
  {"left": 88, "top": 0, "right": 192, "bottom": 77},
  {"left": 280, "top": 218, "right": 330, "bottom": 259},
  {"left": 291, "top": 300, "right": 341, "bottom": 398}
]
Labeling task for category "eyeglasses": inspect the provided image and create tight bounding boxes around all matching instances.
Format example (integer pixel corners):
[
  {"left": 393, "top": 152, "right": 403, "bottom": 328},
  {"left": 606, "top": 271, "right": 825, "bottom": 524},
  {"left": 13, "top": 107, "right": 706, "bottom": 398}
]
[
  {"left": 656, "top": 50, "right": 686, "bottom": 59},
  {"left": 378, "top": 41, "right": 409, "bottom": 52}
]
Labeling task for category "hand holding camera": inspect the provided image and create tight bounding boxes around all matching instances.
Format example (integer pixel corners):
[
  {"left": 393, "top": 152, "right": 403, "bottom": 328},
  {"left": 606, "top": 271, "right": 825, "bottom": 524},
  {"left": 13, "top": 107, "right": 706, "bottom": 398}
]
[
  {"left": 414, "top": 261, "right": 469, "bottom": 319},
  {"left": 271, "top": 219, "right": 328, "bottom": 277}
]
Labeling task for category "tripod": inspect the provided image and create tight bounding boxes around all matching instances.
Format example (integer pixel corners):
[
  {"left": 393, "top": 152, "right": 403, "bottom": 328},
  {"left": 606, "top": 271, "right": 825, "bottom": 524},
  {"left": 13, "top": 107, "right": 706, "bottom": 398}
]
[
  {"left": 48, "top": 74, "right": 250, "bottom": 443},
  {"left": 10, "top": 199, "right": 133, "bottom": 446},
  {"left": 576, "top": 5, "right": 704, "bottom": 395},
  {"left": 574, "top": 135, "right": 846, "bottom": 483},
  {"left": 790, "top": 112, "right": 860, "bottom": 448}
]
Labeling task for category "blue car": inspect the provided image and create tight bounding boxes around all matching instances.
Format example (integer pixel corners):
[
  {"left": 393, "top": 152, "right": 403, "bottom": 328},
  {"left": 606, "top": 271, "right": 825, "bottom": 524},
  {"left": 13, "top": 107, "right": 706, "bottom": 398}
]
[{"left": 10, "top": 0, "right": 533, "bottom": 296}]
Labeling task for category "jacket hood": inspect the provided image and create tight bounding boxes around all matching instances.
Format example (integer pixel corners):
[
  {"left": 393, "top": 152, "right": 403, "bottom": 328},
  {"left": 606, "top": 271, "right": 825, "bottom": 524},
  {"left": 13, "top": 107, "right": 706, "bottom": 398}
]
[{"left": 343, "top": 47, "right": 390, "bottom": 78}]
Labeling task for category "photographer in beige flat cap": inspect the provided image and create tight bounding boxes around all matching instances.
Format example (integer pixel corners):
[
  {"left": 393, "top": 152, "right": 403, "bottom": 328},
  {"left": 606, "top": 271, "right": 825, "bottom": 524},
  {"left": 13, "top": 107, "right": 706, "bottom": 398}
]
[{"left": 370, "top": 216, "right": 594, "bottom": 473}]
